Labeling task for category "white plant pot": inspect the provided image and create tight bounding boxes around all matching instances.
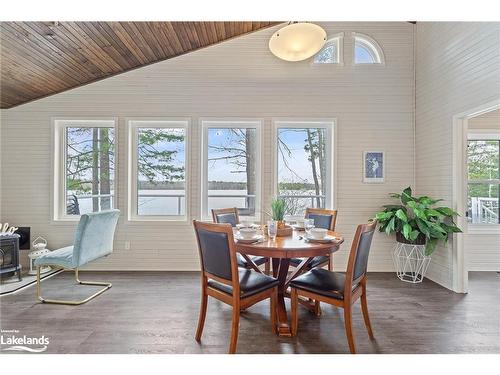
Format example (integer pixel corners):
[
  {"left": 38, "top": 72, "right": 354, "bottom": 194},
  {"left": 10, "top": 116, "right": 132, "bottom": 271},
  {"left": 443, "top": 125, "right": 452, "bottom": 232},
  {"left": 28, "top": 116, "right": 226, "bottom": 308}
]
[{"left": 392, "top": 240, "right": 431, "bottom": 283}]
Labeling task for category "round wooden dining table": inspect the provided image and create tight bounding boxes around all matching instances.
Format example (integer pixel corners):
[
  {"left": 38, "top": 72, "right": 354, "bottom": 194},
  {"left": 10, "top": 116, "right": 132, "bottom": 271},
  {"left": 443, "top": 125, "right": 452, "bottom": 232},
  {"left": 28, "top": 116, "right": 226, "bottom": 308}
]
[{"left": 235, "top": 229, "right": 344, "bottom": 337}]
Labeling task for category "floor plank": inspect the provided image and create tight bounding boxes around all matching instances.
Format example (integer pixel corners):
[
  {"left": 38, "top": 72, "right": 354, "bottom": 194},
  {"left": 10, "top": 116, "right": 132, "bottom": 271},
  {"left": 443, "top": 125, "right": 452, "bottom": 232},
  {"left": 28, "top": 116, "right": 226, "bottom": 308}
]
[{"left": 1, "top": 271, "right": 499, "bottom": 354}]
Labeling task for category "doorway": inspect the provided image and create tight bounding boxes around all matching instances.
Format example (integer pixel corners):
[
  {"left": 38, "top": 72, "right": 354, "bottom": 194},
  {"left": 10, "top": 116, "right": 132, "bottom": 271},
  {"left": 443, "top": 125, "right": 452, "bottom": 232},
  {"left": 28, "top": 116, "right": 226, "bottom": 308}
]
[{"left": 452, "top": 99, "right": 500, "bottom": 293}]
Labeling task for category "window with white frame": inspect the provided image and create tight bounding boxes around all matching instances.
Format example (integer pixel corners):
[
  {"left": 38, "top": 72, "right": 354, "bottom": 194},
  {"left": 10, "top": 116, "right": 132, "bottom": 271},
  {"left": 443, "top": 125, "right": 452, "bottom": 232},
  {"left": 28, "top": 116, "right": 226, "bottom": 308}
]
[
  {"left": 274, "top": 120, "right": 334, "bottom": 217},
  {"left": 128, "top": 120, "right": 188, "bottom": 220},
  {"left": 313, "top": 35, "right": 343, "bottom": 64},
  {"left": 353, "top": 33, "right": 384, "bottom": 64},
  {"left": 467, "top": 135, "right": 500, "bottom": 225},
  {"left": 53, "top": 119, "right": 116, "bottom": 220},
  {"left": 201, "top": 120, "right": 261, "bottom": 220}
]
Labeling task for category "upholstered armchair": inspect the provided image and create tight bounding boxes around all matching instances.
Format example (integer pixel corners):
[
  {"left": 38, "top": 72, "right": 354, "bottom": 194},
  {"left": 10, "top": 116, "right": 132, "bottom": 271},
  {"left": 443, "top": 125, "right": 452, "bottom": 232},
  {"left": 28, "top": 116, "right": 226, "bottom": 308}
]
[{"left": 35, "top": 209, "right": 120, "bottom": 305}]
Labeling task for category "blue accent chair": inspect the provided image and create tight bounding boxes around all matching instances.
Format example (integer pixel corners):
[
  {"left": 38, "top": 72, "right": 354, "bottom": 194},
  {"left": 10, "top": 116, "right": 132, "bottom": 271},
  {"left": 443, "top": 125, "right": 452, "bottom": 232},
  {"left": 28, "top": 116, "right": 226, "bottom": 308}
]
[{"left": 35, "top": 209, "right": 120, "bottom": 305}]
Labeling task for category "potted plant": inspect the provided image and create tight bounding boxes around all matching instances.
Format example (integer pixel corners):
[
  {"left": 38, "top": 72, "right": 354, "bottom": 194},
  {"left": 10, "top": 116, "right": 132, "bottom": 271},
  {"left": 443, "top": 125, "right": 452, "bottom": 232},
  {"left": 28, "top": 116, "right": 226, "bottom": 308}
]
[
  {"left": 270, "top": 198, "right": 286, "bottom": 229},
  {"left": 374, "top": 186, "right": 462, "bottom": 283}
]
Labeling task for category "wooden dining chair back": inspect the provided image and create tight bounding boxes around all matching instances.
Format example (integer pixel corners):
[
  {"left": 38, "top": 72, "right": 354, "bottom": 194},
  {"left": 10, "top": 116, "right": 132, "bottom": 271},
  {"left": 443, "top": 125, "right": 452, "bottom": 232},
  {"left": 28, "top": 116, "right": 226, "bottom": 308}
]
[
  {"left": 193, "top": 220, "right": 278, "bottom": 354},
  {"left": 212, "top": 207, "right": 270, "bottom": 274},
  {"left": 290, "top": 220, "right": 377, "bottom": 354},
  {"left": 290, "top": 208, "right": 339, "bottom": 271},
  {"left": 194, "top": 220, "right": 239, "bottom": 284},
  {"left": 305, "top": 207, "right": 338, "bottom": 231},
  {"left": 345, "top": 220, "right": 377, "bottom": 294},
  {"left": 211, "top": 207, "right": 240, "bottom": 227}
]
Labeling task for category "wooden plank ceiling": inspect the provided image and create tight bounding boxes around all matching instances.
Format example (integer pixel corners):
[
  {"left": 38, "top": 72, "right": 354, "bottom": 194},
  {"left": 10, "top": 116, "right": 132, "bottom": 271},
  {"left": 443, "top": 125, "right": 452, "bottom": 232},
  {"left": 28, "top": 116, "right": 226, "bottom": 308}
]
[{"left": 0, "top": 22, "right": 278, "bottom": 109}]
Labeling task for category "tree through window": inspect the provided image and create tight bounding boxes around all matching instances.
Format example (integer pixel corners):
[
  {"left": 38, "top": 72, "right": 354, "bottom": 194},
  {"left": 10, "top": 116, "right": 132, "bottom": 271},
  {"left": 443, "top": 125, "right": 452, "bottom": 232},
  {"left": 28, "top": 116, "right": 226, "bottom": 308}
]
[
  {"left": 65, "top": 125, "right": 115, "bottom": 215},
  {"left": 313, "top": 37, "right": 341, "bottom": 64},
  {"left": 128, "top": 120, "right": 187, "bottom": 219},
  {"left": 467, "top": 139, "right": 500, "bottom": 224},
  {"left": 276, "top": 122, "right": 333, "bottom": 216},
  {"left": 202, "top": 121, "right": 261, "bottom": 219}
]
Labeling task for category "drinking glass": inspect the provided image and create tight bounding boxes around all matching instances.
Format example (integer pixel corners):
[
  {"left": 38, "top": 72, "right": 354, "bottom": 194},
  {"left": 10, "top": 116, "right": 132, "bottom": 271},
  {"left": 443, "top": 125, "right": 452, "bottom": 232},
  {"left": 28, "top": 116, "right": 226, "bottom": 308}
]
[
  {"left": 304, "top": 219, "right": 315, "bottom": 237},
  {"left": 267, "top": 220, "right": 277, "bottom": 240}
]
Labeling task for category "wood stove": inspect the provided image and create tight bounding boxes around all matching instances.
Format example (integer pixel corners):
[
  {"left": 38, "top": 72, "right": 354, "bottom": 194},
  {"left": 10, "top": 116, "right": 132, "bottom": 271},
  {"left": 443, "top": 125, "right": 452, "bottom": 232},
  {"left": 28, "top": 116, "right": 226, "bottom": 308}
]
[{"left": 0, "top": 234, "right": 22, "bottom": 281}]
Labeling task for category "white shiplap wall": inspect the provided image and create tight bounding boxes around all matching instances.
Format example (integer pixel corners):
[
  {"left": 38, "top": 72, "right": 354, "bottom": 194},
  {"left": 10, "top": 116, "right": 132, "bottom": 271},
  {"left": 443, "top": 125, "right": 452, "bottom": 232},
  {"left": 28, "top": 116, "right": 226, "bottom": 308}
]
[
  {"left": 415, "top": 22, "right": 500, "bottom": 289},
  {"left": 0, "top": 22, "right": 415, "bottom": 272},
  {"left": 465, "top": 110, "right": 500, "bottom": 271}
]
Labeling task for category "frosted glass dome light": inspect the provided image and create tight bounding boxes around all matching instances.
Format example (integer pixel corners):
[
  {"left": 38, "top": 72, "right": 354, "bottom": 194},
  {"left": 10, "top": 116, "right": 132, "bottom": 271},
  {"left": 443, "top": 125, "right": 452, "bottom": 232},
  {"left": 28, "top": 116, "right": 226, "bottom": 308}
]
[{"left": 269, "top": 22, "right": 327, "bottom": 62}]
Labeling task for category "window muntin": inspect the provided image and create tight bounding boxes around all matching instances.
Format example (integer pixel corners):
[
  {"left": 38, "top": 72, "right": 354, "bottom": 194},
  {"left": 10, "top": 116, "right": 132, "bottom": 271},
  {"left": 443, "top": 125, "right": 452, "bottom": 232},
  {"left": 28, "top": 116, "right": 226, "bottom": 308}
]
[
  {"left": 467, "top": 139, "right": 500, "bottom": 224},
  {"left": 353, "top": 33, "right": 384, "bottom": 64},
  {"left": 54, "top": 119, "right": 116, "bottom": 220},
  {"left": 313, "top": 36, "right": 342, "bottom": 64},
  {"left": 275, "top": 121, "right": 333, "bottom": 217},
  {"left": 202, "top": 120, "right": 261, "bottom": 220},
  {"left": 128, "top": 120, "right": 188, "bottom": 220}
]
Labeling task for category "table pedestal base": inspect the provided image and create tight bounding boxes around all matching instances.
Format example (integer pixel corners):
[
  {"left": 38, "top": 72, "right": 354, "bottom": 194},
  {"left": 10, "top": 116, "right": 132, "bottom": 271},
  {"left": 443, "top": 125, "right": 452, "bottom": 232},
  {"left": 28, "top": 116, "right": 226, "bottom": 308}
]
[{"left": 271, "top": 257, "right": 321, "bottom": 336}]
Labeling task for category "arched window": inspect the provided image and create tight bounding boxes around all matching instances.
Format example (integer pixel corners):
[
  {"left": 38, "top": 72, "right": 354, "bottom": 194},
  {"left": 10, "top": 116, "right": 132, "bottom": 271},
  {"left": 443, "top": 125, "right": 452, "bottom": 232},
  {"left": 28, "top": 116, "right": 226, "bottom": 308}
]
[
  {"left": 313, "top": 34, "right": 343, "bottom": 64},
  {"left": 353, "top": 33, "right": 384, "bottom": 64}
]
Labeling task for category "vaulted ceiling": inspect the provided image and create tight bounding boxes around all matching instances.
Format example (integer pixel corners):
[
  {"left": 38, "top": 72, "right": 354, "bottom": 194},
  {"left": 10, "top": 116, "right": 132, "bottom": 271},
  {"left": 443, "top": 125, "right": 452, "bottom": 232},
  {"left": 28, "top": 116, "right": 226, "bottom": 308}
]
[{"left": 0, "top": 22, "right": 279, "bottom": 109}]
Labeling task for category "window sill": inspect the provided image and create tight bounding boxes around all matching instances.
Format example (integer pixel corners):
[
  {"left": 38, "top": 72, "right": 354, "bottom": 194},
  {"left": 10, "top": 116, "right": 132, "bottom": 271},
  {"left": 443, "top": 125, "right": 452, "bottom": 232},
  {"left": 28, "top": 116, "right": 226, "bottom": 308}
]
[
  {"left": 128, "top": 216, "right": 189, "bottom": 223},
  {"left": 51, "top": 217, "right": 80, "bottom": 225},
  {"left": 467, "top": 224, "right": 500, "bottom": 235}
]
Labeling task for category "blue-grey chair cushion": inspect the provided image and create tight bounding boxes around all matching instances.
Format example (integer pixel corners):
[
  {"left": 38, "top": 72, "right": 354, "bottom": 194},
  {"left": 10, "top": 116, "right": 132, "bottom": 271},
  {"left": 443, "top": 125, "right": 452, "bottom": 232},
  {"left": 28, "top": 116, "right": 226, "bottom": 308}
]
[
  {"left": 353, "top": 230, "right": 375, "bottom": 281},
  {"left": 290, "top": 269, "right": 358, "bottom": 300},
  {"left": 306, "top": 213, "right": 333, "bottom": 230},
  {"left": 34, "top": 246, "right": 75, "bottom": 268},
  {"left": 215, "top": 213, "right": 238, "bottom": 227},
  {"left": 197, "top": 228, "right": 233, "bottom": 280},
  {"left": 208, "top": 269, "right": 278, "bottom": 298},
  {"left": 35, "top": 209, "right": 120, "bottom": 269}
]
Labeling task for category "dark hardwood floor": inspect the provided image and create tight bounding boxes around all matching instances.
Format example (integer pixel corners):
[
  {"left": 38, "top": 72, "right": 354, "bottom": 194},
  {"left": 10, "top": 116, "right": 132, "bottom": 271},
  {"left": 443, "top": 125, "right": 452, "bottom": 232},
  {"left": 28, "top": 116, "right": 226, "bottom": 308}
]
[{"left": 1, "top": 271, "right": 499, "bottom": 354}]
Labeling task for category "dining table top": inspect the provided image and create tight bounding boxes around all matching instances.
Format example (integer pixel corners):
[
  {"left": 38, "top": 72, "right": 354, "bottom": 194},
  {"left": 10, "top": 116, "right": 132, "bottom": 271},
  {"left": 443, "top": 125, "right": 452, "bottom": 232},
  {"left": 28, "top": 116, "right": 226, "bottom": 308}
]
[{"left": 234, "top": 229, "right": 344, "bottom": 258}]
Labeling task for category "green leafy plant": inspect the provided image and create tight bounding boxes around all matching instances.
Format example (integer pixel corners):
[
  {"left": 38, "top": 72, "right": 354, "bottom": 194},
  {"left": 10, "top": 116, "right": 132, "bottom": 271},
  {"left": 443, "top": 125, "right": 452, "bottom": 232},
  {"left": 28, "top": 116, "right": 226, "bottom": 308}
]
[
  {"left": 270, "top": 198, "right": 286, "bottom": 221},
  {"left": 375, "top": 187, "right": 462, "bottom": 255}
]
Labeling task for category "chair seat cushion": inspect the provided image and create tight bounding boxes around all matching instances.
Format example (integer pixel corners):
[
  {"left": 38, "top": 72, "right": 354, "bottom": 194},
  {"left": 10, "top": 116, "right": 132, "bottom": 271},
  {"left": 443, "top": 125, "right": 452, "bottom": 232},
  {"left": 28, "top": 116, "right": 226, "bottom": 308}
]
[
  {"left": 208, "top": 269, "right": 278, "bottom": 298},
  {"left": 237, "top": 254, "right": 268, "bottom": 268},
  {"left": 290, "top": 255, "right": 329, "bottom": 269},
  {"left": 34, "top": 246, "right": 75, "bottom": 269},
  {"left": 290, "top": 269, "right": 358, "bottom": 300}
]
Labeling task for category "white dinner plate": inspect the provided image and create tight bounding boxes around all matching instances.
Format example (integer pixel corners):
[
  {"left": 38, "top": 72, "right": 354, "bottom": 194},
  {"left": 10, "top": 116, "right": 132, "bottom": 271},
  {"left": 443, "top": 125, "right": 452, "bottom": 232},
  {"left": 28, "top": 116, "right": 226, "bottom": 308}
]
[
  {"left": 304, "top": 234, "right": 340, "bottom": 243},
  {"left": 235, "top": 234, "right": 264, "bottom": 243},
  {"left": 236, "top": 223, "right": 259, "bottom": 229}
]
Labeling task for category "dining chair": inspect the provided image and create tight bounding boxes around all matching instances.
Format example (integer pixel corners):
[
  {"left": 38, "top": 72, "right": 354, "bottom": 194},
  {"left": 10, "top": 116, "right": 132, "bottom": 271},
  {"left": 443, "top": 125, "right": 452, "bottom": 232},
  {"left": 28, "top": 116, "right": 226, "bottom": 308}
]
[
  {"left": 290, "top": 208, "right": 338, "bottom": 271},
  {"left": 290, "top": 221, "right": 377, "bottom": 354},
  {"left": 211, "top": 207, "right": 270, "bottom": 274},
  {"left": 193, "top": 220, "right": 279, "bottom": 354},
  {"left": 34, "top": 209, "right": 120, "bottom": 305}
]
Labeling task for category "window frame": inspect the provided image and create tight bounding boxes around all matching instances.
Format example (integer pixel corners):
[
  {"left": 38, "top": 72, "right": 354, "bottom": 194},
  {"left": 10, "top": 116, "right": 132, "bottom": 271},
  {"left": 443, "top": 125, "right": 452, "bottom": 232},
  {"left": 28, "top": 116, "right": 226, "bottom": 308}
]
[
  {"left": 127, "top": 118, "right": 191, "bottom": 222},
  {"left": 52, "top": 117, "right": 118, "bottom": 222},
  {"left": 200, "top": 118, "right": 263, "bottom": 222},
  {"left": 312, "top": 33, "right": 344, "bottom": 66},
  {"left": 352, "top": 32, "right": 385, "bottom": 65},
  {"left": 467, "top": 131, "right": 500, "bottom": 230},
  {"left": 272, "top": 119, "right": 337, "bottom": 221}
]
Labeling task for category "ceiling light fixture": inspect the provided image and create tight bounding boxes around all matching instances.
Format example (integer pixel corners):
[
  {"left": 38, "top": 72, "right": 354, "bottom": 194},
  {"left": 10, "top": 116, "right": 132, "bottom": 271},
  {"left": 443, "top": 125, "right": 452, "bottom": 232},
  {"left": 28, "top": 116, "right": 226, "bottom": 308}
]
[{"left": 269, "top": 22, "right": 327, "bottom": 62}]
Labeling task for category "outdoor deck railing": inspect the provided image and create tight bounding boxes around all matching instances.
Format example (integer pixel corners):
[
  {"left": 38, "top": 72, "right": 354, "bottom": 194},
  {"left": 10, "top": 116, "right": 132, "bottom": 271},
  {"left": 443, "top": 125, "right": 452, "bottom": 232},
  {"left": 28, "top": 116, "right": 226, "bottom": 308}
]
[
  {"left": 74, "top": 193, "right": 499, "bottom": 223},
  {"left": 71, "top": 193, "right": 327, "bottom": 215},
  {"left": 468, "top": 197, "right": 499, "bottom": 224}
]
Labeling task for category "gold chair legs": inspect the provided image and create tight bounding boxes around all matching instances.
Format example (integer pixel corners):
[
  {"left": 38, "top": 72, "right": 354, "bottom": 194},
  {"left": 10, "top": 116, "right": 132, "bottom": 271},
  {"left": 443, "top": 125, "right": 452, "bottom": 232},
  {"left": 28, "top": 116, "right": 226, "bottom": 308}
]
[{"left": 36, "top": 266, "right": 112, "bottom": 305}]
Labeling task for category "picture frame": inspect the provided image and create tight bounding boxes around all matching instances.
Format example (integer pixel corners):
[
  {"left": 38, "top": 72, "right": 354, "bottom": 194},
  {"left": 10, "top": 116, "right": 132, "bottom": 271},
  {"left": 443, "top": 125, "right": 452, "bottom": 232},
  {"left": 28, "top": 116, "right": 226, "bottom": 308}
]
[{"left": 363, "top": 151, "right": 385, "bottom": 183}]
